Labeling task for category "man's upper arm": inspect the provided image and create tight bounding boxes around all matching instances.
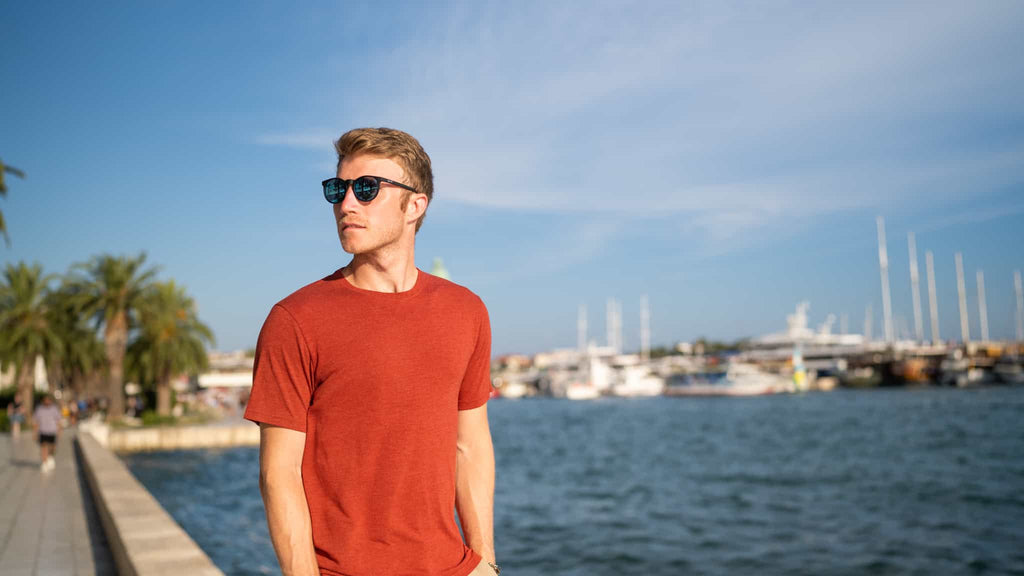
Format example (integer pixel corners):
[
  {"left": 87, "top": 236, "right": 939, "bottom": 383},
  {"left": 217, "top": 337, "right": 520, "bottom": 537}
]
[
  {"left": 457, "top": 404, "right": 491, "bottom": 452},
  {"left": 260, "top": 423, "right": 307, "bottom": 475}
]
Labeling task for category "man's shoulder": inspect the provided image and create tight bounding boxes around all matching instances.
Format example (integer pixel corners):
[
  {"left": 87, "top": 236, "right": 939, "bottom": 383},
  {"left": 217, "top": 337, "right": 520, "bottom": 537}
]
[
  {"left": 271, "top": 268, "right": 348, "bottom": 318},
  {"left": 424, "top": 272, "right": 486, "bottom": 310}
]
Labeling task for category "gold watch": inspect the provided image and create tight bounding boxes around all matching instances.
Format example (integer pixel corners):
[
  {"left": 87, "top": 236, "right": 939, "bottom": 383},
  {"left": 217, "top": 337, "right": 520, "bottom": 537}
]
[{"left": 487, "top": 561, "right": 501, "bottom": 574}]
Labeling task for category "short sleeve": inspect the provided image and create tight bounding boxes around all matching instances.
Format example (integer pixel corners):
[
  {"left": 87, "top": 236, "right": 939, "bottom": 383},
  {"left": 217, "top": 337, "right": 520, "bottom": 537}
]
[
  {"left": 458, "top": 298, "right": 493, "bottom": 410},
  {"left": 243, "top": 305, "right": 314, "bottom": 432}
]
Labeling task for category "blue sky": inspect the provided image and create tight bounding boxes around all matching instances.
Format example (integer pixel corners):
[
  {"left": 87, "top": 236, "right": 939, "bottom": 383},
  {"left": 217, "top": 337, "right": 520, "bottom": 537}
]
[{"left": 2, "top": 1, "right": 1023, "bottom": 355}]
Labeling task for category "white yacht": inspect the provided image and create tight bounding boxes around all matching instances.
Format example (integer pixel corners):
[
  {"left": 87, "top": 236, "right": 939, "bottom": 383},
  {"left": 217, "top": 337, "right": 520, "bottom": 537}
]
[
  {"left": 666, "top": 362, "right": 789, "bottom": 396},
  {"left": 611, "top": 365, "right": 665, "bottom": 397}
]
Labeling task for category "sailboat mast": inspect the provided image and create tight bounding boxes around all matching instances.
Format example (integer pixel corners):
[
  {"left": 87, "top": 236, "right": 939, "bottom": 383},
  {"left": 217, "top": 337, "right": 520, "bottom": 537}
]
[
  {"left": 926, "top": 251, "right": 940, "bottom": 345},
  {"left": 1015, "top": 270, "right": 1023, "bottom": 342},
  {"left": 955, "top": 253, "right": 970, "bottom": 343},
  {"left": 976, "top": 270, "right": 989, "bottom": 342},
  {"left": 908, "top": 232, "right": 924, "bottom": 343},
  {"left": 877, "top": 217, "right": 894, "bottom": 343}
]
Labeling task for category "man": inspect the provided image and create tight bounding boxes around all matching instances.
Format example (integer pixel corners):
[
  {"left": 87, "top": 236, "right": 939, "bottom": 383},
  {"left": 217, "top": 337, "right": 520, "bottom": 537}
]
[
  {"left": 244, "top": 128, "right": 499, "bottom": 576},
  {"left": 33, "top": 394, "right": 61, "bottom": 473}
]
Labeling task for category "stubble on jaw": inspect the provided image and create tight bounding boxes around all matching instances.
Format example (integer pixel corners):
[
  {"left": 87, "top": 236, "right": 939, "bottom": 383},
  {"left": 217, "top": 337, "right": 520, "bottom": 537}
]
[{"left": 335, "top": 204, "right": 407, "bottom": 256}]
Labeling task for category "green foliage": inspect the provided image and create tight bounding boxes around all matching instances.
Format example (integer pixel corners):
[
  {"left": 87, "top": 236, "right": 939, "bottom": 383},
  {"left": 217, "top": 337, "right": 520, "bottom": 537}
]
[
  {"left": 65, "top": 253, "right": 159, "bottom": 420},
  {"left": 0, "top": 263, "right": 61, "bottom": 368},
  {"left": 0, "top": 158, "right": 27, "bottom": 246},
  {"left": 46, "top": 283, "right": 106, "bottom": 391},
  {"left": 139, "top": 410, "right": 178, "bottom": 427},
  {"left": 123, "top": 406, "right": 214, "bottom": 429},
  {"left": 0, "top": 262, "right": 62, "bottom": 419},
  {"left": 648, "top": 346, "right": 679, "bottom": 359},
  {"left": 127, "top": 280, "right": 214, "bottom": 415},
  {"left": 65, "top": 253, "right": 159, "bottom": 336},
  {"left": 0, "top": 254, "right": 213, "bottom": 424},
  {"left": 693, "top": 337, "right": 753, "bottom": 355}
]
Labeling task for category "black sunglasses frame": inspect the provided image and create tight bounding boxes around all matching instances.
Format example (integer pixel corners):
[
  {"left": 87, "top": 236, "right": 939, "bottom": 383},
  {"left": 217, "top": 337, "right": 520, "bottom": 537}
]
[{"left": 321, "top": 176, "right": 418, "bottom": 204}]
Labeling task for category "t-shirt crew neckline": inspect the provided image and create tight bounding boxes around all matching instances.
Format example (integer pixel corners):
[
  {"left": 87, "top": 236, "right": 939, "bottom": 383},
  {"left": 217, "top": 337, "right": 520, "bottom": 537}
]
[{"left": 334, "top": 266, "right": 427, "bottom": 300}]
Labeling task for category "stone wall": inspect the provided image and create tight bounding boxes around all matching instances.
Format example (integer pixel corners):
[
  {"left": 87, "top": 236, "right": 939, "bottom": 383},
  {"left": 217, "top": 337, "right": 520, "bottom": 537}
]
[
  {"left": 76, "top": 432, "right": 225, "bottom": 576},
  {"left": 105, "top": 424, "right": 260, "bottom": 452}
]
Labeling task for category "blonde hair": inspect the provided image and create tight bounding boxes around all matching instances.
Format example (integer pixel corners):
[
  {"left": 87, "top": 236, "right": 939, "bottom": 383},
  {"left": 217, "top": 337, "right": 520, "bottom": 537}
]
[{"left": 334, "top": 127, "right": 433, "bottom": 232}]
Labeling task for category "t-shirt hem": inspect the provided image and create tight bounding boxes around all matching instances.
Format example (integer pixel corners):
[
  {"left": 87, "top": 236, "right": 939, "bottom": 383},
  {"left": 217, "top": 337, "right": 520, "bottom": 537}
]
[
  {"left": 243, "top": 410, "right": 306, "bottom": 433},
  {"left": 457, "top": 392, "right": 491, "bottom": 411},
  {"left": 456, "top": 548, "right": 483, "bottom": 576},
  {"left": 317, "top": 547, "right": 481, "bottom": 576}
]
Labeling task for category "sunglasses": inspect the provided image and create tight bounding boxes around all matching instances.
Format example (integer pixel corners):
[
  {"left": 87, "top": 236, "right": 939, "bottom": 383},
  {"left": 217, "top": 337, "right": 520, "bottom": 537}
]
[{"left": 322, "top": 176, "right": 418, "bottom": 204}]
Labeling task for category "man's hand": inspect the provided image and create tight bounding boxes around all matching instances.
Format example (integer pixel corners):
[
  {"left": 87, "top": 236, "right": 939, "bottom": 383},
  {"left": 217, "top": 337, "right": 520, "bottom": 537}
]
[{"left": 470, "top": 558, "right": 499, "bottom": 575}]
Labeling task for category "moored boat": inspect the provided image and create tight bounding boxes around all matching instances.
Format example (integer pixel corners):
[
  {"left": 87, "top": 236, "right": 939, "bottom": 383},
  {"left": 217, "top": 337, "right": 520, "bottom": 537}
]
[{"left": 666, "top": 363, "right": 789, "bottom": 397}]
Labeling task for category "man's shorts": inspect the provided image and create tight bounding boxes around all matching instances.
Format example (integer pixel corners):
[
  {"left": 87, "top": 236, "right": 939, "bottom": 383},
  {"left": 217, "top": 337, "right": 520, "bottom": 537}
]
[{"left": 38, "top": 433, "right": 56, "bottom": 446}]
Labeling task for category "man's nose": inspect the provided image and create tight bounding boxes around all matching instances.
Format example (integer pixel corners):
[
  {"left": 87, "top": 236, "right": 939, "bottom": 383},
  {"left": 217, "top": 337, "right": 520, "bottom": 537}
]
[{"left": 339, "top": 183, "right": 361, "bottom": 213}]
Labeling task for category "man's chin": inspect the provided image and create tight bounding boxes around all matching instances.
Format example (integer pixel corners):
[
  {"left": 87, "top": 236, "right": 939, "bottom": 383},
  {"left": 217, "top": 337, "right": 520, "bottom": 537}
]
[
  {"left": 339, "top": 239, "right": 371, "bottom": 255},
  {"left": 339, "top": 239, "right": 357, "bottom": 254}
]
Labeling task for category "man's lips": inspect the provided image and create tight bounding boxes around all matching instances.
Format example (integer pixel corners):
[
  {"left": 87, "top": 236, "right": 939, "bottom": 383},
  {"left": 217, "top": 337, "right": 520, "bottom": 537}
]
[{"left": 341, "top": 222, "right": 365, "bottom": 231}]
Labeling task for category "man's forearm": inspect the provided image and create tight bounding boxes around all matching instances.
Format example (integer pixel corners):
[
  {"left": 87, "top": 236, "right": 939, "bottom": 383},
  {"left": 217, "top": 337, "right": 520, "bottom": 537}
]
[
  {"left": 455, "top": 439, "right": 496, "bottom": 562},
  {"left": 261, "top": 469, "right": 319, "bottom": 575}
]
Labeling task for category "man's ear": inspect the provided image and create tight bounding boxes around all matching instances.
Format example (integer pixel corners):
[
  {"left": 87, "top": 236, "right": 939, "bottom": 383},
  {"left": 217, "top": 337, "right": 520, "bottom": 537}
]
[{"left": 406, "top": 193, "right": 428, "bottom": 224}]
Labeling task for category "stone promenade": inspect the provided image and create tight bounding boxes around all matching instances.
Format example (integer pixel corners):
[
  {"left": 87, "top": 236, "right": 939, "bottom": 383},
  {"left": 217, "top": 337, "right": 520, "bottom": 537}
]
[{"left": 0, "top": 429, "right": 115, "bottom": 576}]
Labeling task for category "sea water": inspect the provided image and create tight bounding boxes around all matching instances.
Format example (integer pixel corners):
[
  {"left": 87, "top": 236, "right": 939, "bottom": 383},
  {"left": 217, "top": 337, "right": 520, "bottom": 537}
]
[{"left": 124, "top": 387, "right": 1024, "bottom": 575}]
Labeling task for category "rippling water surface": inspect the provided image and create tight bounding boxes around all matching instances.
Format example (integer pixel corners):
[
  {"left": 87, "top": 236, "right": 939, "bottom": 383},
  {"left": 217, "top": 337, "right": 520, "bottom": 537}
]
[{"left": 124, "top": 387, "right": 1024, "bottom": 575}]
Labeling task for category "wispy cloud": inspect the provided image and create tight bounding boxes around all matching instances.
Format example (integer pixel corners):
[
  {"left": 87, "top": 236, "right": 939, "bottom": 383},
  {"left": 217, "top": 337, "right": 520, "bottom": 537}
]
[
  {"left": 255, "top": 131, "right": 336, "bottom": 150},
  {"left": 289, "top": 1, "right": 1024, "bottom": 252},
  {"left": 918, "top": 200, "right": 1024, "bottom": 233}
]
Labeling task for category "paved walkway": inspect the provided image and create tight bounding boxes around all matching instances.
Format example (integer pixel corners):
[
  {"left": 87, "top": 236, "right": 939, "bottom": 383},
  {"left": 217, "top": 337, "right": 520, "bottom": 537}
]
[{"left": 0, "top": 429, "right": 115, "bottom": 576}]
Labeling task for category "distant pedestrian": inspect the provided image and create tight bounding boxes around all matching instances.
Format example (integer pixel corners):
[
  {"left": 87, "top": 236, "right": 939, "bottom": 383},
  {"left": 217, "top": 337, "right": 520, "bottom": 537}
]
[
  {"left": 33, "top": 394, "right": 61, "bottom": 473},
  {"left": 6, "top": 392, "right": 26, "bottom": 437}
]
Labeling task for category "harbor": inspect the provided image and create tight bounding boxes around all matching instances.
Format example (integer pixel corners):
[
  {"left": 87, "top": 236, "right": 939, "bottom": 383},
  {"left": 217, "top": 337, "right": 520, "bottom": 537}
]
[
  {"left": 489, "top": 218, "right": 1024, "bottom": 401},
  {"left": 490, "top": 301, "right": 1024, "bottom": 400}
]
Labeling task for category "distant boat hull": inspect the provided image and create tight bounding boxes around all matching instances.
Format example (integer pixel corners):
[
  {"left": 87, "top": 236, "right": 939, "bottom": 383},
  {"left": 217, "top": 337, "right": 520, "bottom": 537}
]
[
  {"left": 665, "top": 384, "right": 779, "bottom": 397},
  {"left": 665, "top": 363, "right": 789, "bottom": 397},
  {"left": 566, "top": 384, "right": 601, "bottom": 400}
]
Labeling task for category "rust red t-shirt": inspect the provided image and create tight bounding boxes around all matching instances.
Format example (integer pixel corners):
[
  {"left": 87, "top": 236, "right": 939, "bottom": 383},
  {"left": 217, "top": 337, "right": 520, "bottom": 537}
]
[{"left": 243, "top": 268, "right": 492, "bottom": 576}]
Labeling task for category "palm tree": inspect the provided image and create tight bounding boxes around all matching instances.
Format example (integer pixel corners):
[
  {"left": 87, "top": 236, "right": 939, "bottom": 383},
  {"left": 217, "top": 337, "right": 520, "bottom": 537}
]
[
  {"left": 46, "top": 285, "right": 106, "bottom": 401},
  {"left": 0, "top": 262, "right": 61, "bottom": 421},
  {"left": 128, "top": 281, "right": 214, "bottom": 416},
  {"left": 67, "top": 253, "right": 158, "bottom": 421},
  {"left": 0, "top": 158, "right": 27, "bottom": 245}
]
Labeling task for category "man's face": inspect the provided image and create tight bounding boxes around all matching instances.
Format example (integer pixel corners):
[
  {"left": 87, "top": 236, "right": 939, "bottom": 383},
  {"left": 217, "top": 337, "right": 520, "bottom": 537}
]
[{"left": 333, "top": 154, "right": 412, "bottom": 255}]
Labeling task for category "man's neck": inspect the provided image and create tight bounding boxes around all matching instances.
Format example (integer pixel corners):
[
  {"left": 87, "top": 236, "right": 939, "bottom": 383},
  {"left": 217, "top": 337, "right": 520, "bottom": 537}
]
[{"left": 343, "top": 249, "right": 418, "bottom": 293}]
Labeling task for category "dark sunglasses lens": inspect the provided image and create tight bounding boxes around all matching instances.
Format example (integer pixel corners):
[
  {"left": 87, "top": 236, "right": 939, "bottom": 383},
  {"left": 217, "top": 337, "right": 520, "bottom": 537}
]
[
  {"left": 352, "top": 177, "right": 379, "bottom": 202},
  {"left": 323, "top": 179, "right": 346, "bottom": 203}
]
